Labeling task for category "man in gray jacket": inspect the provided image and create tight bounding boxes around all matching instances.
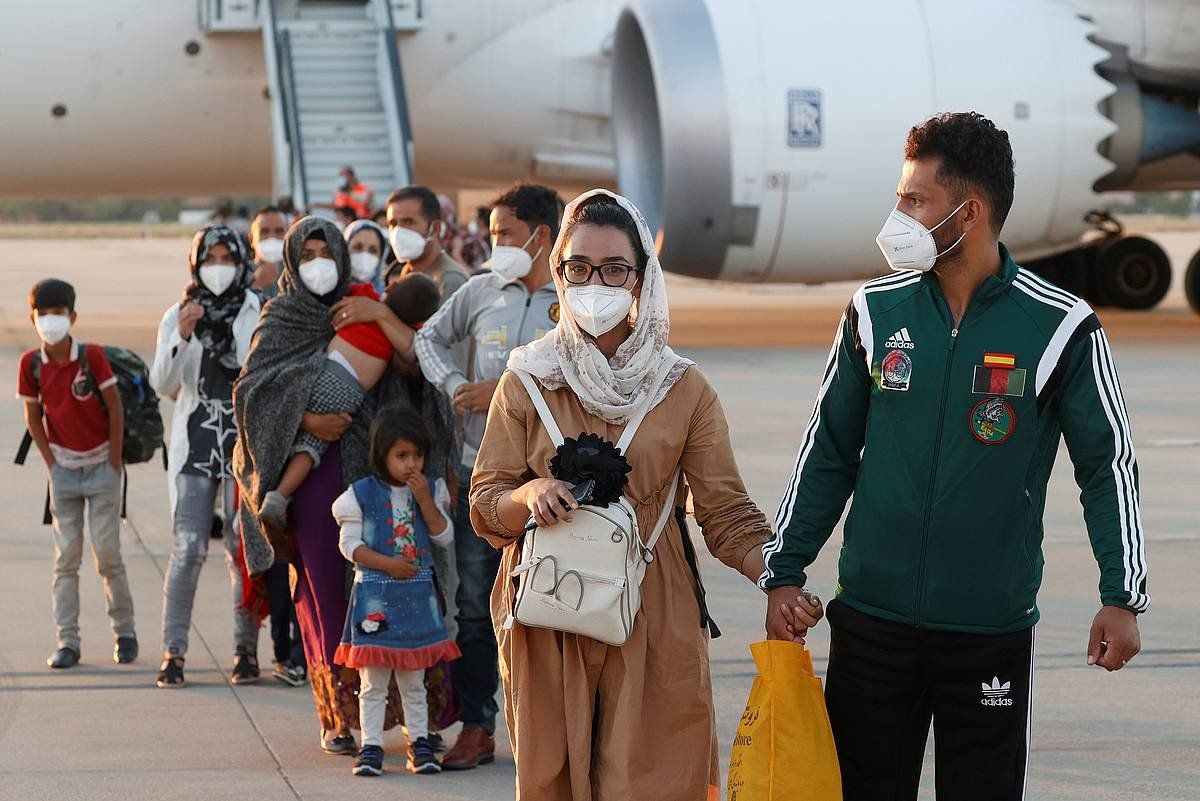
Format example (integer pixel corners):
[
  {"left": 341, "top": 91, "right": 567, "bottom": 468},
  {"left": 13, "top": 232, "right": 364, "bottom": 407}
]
[{"left": 415, "top": 182, "right": 563, "bottom": 770}]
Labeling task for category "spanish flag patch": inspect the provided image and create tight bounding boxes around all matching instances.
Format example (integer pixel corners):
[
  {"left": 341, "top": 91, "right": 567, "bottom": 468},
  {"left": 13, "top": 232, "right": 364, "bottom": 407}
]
[{"left": 983, "top": 352, "right": 1016, "bottom": 369}]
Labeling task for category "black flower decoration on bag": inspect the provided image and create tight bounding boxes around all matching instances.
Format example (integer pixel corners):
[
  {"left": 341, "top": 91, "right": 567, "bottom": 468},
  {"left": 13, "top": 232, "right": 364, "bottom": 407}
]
[{"left": 549, "top": 433, "right": 632, "bottom": 507}]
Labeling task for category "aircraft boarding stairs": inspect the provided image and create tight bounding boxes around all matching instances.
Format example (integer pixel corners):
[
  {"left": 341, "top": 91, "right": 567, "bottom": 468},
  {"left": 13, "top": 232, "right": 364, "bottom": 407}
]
[{"left": 203, "top": 0, "right": 421, "bottom": 211}]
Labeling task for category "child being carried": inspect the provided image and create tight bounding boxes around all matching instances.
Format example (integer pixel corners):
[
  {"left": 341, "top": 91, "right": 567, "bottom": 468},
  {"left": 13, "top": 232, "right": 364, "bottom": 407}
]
[{"left": 259, "top": 273, "right": 441, "bottom": 533}]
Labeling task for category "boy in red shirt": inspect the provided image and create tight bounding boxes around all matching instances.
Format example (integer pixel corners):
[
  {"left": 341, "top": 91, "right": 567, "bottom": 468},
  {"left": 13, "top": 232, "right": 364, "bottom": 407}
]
[{"left": 16, "top": 279, "right": 137, "bottom": 669}]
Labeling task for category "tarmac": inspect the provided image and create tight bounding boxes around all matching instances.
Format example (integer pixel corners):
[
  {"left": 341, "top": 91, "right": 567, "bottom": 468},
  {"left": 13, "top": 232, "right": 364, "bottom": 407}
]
[{"left": 0, "top": 230, "right": 1197, "bottom": 800}]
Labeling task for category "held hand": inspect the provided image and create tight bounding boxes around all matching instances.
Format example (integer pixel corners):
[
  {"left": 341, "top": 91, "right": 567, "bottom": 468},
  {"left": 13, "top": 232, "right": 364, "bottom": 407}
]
[
  {"left": 452, "top": 379, "right": 500, "bottom": 414},
  {"left": 330, "top": 296, "right": 385, "bottom": 330},
  {"left": 406, "top": 472, "right": 432, "bottom": 503},
  {"left": 385, "top": 557, "right": 420, "bottom": 580},
  {"left": 765, "top": 586, "right": 822, "bottom": 643},
  {"left": 178, "top": 302, "right": 204, "bottom": 340},
  {"left": 517, "top": 478, "right": 578, "bottom": 529},
  {"left": 300, "top": 411, "right": 353, "bottom": 443},
  {"left": 1087, "top": 606, "right": 1141, "bottom": 671}
]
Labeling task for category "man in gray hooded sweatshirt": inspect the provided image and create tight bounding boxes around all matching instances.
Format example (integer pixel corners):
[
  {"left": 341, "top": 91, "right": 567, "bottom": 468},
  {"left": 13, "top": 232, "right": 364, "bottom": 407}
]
[{"left": 414, "top": 182, "right": 563, "bottom": 770}]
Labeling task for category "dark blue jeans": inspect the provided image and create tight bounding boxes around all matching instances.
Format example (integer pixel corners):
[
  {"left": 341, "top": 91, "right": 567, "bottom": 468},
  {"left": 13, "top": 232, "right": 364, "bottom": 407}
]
[
  {"left": 266, "top": 559, "right": 305, "bottom": 667},
  {"left": 452, "top": 463, "right": 501, "bottom": 733}
]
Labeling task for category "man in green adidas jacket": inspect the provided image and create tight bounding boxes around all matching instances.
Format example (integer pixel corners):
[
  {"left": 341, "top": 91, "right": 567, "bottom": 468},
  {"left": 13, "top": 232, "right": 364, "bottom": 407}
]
[{"left": 761, "top": 112, "right": 1147, "bottom": 800}]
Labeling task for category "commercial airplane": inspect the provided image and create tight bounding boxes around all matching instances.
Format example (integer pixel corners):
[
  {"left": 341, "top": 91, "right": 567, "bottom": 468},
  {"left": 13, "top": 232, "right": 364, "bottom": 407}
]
[{"left": 3, "top": 0, "right": 1200, "bottom": 313}]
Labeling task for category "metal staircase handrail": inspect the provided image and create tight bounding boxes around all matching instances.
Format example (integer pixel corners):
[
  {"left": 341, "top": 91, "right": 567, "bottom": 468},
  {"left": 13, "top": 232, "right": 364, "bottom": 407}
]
[
  {"left": 278, "top": 28, "right": 311, "bottom": 211},
  {"left": 262, "top": 0, "right": 292, "bottom": 203},
  {"left": 374, "top": 0, "right": 415, "bottom": 186}
]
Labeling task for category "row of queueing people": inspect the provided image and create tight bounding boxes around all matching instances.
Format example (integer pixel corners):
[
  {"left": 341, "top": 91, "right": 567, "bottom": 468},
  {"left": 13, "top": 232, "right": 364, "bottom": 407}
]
[{"left": 19, "top": 182, "right": 631, "bottom": 779}]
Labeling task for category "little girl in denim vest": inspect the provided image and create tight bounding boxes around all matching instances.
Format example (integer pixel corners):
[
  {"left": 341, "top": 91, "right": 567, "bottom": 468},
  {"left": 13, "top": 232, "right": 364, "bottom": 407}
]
[{"left": 332, "top": 406, "right": 461, "bottom": 776}]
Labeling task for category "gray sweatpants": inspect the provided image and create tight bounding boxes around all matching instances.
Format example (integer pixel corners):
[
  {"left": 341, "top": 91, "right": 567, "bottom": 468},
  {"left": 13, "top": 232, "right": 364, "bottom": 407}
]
[
  {"left": 160, "top": 473, "right": 258, "bottom": 657},
  {"left": 49, "top": 460, "right": 135, "bottom": 651}
]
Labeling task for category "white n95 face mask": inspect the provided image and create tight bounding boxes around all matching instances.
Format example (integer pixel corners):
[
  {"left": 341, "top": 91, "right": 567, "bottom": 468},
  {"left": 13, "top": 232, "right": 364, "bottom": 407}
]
[
  {"left": 565, "top": 286, "right": 635, "bottom": 337},
  {"left": 256, "top": 237, "right": 285, "bottom": 263},
  {"left": 389, "top": 225, "right": 431, "bottom": 261},
  {"left": 488, "top": 230, "right": 541, "bottom": 281},
  {"left": 35, "top": 314, "right": 71, "bottom": 346},
  {"left": 199, "top": 264, "right": 237, "bottom": 296},
  {"left": 350, "top": 252, "right": 379, "bottom": 283},
  {"left": 299, "top": 257, "right": 340, "bottom": 296},
  {"left": 875, "top": 200, "right": 968, "bottom": 272}
]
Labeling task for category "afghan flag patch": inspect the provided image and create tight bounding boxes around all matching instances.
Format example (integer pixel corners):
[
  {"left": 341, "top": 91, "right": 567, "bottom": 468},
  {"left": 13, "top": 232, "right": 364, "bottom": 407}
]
[{"left": 973, "top": 365, "right": 1027, "bottom": 397}]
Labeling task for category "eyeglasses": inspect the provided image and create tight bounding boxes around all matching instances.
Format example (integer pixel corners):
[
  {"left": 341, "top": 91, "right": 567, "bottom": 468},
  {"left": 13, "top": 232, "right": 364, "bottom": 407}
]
[{"left": 559, "top": 259, "right": 641, "bottom": 287}]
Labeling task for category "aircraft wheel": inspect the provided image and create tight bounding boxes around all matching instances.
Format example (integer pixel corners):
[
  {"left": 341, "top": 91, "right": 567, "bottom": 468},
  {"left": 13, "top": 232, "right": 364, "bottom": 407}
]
[
  {"left": 1096, "top": 236, "right": 1172, "bottom": 310},
  {"left": 1185, "top": 248, "right": 1200, "bottom": 315}
]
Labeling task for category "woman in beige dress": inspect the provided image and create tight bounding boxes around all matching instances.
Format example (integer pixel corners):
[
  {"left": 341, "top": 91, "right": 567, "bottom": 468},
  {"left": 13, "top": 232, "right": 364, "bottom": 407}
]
[{"left": 470, "top": 189, "right": 781, "bottom": 800}]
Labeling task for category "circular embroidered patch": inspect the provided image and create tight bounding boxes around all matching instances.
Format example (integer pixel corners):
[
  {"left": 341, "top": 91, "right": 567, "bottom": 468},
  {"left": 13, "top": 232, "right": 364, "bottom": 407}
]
[
  {"left": 548, "top": 302, "right": 560, "bottom": 324},
  {"left": 970, "top": 397, "right": 1017, "bottom": 445},
  {"left": 881, "top": 349, "right": 913, "bottom": 391}
]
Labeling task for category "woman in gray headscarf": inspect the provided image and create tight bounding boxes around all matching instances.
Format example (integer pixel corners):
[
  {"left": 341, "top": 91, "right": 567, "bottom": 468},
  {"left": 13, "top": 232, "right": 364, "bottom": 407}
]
[{"left": 233, "top": 217, "right": 456, "bottom": 755}]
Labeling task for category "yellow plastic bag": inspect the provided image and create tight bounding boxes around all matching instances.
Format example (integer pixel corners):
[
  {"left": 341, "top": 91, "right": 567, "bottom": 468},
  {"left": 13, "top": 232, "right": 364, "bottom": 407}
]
[{"left": 727, "top": 640, "right": 842, "bottom": 801}]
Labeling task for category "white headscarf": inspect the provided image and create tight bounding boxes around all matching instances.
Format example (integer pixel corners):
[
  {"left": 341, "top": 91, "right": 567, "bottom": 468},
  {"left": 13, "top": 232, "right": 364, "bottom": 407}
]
[{"left": 507, "top": 189, "right": 692, "bottom": 425}]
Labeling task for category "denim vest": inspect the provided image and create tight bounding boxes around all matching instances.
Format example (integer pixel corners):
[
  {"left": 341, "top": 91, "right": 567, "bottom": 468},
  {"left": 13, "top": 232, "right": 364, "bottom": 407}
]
[{"left": 352, "top": 475, "right": 434, "bottom": 575}]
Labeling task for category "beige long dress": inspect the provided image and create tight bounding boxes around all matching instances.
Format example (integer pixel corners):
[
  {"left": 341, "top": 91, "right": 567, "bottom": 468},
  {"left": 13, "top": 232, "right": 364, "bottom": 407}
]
[{"left": 470, "top": 365, "right": 771, "bottom": 801}]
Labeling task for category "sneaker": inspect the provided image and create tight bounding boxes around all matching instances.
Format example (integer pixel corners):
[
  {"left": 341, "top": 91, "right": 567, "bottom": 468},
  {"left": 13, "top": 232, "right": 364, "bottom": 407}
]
[
  {"left": 47, "top": 646, "right": 80, "bottom": 670},
  {"left": 273, "top": 660, "right": 306, "bottom": 687},
  {"left": 352, "top": 744, "right": 384, "bottom": 776},
  {"left": 407, "top": 736, "right": 442, "bottom": 774},
  {"left": 231, "top": 652, "right": 260, "bottom": 685},
  {"left": 258, "top": 491, "right": 290, "bottom": 533},
  {"left": 157, "top": 654, "right": 185, "bottom": 688},
  {"left": 427, "top": 731, "right": 446, "bottom": 753},
  {"left": 114, "top": 636, "right": 138, "bottom": 664},
  {"left": 322, "top": 730, "right": 357, "bottom": 756}
]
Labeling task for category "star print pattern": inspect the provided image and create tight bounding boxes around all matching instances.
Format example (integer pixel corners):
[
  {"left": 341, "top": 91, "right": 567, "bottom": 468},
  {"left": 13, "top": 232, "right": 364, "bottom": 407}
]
[{"left": 183, "top": 397, "right": 236, "bottom": 478}]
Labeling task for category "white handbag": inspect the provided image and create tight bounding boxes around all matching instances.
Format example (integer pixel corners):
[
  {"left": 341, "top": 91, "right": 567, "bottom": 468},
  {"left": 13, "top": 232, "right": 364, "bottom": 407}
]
[{"left": 505, "top": 358, "right": 681, "bottom": 646}]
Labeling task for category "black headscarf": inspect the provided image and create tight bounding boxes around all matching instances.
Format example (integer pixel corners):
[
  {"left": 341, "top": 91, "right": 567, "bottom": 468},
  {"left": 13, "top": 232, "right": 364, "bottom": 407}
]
[
  {"left": 234, "top": 216, "right": 369, "bottom": 573},
  {"left": 187, "top": 224, "right": 253, "bottom": 376}
]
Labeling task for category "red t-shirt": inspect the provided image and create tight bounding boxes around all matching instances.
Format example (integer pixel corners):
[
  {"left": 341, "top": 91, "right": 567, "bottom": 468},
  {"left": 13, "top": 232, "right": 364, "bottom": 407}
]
[
  {"left": 337, "top": 283, "right": 393, "bottom": 360},
  {"left": 16, "top": 340, "right": 117, "bottom": 467}
]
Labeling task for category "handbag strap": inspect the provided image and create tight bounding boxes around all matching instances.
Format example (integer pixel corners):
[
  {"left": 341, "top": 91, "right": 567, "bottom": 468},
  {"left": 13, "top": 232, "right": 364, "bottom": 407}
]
[
  {"left": 615, "top": 356, "right": 680, "bottom": 454},
  {"left": 643, "top": 465, "right": 683, "bottom": 554},
  {"left": 511, "top": 369, "right": 565, "bottom": 447}
]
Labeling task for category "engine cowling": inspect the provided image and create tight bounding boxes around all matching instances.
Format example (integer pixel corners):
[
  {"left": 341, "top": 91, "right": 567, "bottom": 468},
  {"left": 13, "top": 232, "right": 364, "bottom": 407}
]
[{"left": 612, "top": 0, "right": 1119, "bottom": 283}]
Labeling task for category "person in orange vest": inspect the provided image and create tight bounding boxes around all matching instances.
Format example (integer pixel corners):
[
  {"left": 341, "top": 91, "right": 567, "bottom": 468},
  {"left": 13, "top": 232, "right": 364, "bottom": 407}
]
[{"left": 334, "top": 166, "right": 374, "bottom": 220}]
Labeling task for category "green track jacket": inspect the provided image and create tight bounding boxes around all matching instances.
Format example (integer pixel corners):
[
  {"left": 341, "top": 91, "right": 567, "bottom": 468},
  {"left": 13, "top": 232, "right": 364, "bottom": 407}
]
[{"left": 760, "top": 245, "right": 1149, "bottom": 634}]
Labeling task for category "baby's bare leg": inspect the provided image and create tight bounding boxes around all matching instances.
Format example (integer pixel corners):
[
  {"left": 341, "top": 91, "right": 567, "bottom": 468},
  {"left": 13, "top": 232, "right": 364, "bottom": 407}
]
[{"left": 276, "top": 453, "right": 315, "bottom": 498}]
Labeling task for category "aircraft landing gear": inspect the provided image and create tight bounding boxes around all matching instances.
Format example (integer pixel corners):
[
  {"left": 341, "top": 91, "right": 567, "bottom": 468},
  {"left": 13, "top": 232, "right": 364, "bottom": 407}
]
[
  {"left": 1025, "top": 211, "right": 1174, "bottom": 311},
  {"left": 1185, "top": 248, "right": 1200, "bottom": 315},
  {"left": 1093, "top": 235, "right": 1172, "bottom": 310}
]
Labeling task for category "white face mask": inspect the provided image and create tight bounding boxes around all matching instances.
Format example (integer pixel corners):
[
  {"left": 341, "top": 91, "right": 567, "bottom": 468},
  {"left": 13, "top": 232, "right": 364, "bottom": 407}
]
[
  {"left": 389, "top": 224, "right": 433, "bottom": 261},
  {"left": 299, "top": 257, "right": 340, "bottom": 296},
  {"left": 565, "top": 285, "right": 635, "bottom": 337},
  {"left": 875, "top": 200, "right": 968, "bottom": 272},
  {"left": 35, "top": 313, "right": 71, "bottom": 346},
  {"left": 198, "top": 264, "right": 237, "bottom": 296},
  {"left": 350, "top": 252, "right": 380, "bottom": 283},
  {"left": 256, "top": 237, "right": 285, "bottom": 263},
  {"left": 488, "top": 230, "right": 541, "bottom": 282}
]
